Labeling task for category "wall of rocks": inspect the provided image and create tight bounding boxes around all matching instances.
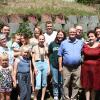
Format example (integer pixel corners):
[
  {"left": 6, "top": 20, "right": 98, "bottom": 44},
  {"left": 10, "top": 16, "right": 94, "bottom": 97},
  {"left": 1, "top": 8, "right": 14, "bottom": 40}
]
[{"left": 0, "top": 14, "right": 100, "bottom": 34}]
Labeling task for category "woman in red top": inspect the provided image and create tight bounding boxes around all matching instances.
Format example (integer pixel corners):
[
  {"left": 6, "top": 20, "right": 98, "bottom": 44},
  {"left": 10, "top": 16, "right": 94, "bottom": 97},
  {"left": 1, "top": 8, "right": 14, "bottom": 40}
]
[{"left": 81, "top": 30, "right": 100, "bottom": 100}]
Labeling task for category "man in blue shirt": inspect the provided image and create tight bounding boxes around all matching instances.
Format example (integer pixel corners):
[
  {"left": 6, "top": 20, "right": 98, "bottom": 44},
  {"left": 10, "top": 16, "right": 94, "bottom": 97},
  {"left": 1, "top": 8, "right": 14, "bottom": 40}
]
[{"left": 58, "top": 27, "right": 84, "bottom": 100}]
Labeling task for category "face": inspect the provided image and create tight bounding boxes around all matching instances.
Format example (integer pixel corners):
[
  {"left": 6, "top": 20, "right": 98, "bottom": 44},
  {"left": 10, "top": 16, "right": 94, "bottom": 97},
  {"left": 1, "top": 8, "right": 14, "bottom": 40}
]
[
  {"left": 56, "top": 31, "right": 64, "bottom": 42},
  {"left": 88, "top": 33, "right": 96, "bottom": 42},
  {"left": 1, "top": 58, "right": 8, "bottom": 67},
  {"left": 1, "top": 26, "right": 10, "bottom": 38},
  {"left": 46, "top": 23, "right": 53, "bottom": 34},
  {"left": 34, "top": 28, "right": 41, "bottom": 38},
  {"left": 76, "top": 26, "right": 83, "bottom": 35},
  {"left": 69, "top": 28, "right": 77, "bottom": 40},
  {"left": 20, "top": 36, "right": 28, "bottom": 45},
  {"left": 96, "top": 28, "right": 100, "bottom": 39},
  {"left": 0, "top": 38, "right": 7, "bottom": 47},
  {"left": 38, "top": 35, "right": 45, "bottom": 45},
  {"left": 15, "top": 35, "right": 21, "bottom": 43},
  {"left": 22, "top": 50, "right": 29, "bottom": 58}
]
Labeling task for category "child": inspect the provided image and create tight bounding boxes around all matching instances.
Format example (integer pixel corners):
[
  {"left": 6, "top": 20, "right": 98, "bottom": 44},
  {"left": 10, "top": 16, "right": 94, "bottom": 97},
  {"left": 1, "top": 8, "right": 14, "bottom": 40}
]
[
  {"left": 13, "top": 45, "right": 34, "bottom": 100},
  {"left": 12, "top": 33, "right": 21, "bottom": 52},
  {"left": 0, "top": 53, "right": 13, "bottom": 100},
  {"left": 32, "top": 35, "right": 50, "bottom": 100}
]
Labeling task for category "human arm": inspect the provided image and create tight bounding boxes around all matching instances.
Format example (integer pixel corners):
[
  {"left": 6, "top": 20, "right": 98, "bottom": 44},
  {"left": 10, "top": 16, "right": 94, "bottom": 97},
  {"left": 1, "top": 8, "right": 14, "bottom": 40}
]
[
  {"left": 13, "top": 58, "right": 19, "bottom": 87},
  {"left": 30, "top": 60, "right": 34, "bottom": 92},
  {"left": 32, "top": 52, "right": 38, "bottom": 76}
]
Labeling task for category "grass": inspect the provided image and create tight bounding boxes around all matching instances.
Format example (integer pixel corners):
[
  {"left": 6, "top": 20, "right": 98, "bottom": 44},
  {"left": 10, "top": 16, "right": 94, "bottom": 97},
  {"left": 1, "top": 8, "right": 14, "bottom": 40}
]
[{"left": 0, "top": 0, "right": 99, "bottom": 16}]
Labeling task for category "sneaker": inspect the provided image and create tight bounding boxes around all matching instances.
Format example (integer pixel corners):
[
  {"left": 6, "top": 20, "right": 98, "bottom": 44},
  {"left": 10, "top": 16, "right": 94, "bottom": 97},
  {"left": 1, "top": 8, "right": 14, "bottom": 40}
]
[{"left": 54, "top": 96, "right": 59, "bottom": 100}]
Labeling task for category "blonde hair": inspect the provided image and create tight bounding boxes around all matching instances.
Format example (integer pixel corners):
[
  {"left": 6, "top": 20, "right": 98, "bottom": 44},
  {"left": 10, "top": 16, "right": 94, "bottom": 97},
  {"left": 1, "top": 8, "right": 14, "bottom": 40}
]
[
  {"left": 0, "top": 53, "right": 8, "bottom": 60},
  {"left": 20, "top": 45, "right": 30, "bottom": 53}
]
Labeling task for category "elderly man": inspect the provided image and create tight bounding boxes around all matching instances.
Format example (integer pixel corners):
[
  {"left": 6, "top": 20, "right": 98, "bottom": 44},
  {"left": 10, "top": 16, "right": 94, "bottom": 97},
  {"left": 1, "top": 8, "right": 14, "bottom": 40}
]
[
  {"left": 76, "top": 25, "right": 84, "bottom": 42},
  {"left": 58, "top": 27, "right": 84, "bottom": 100},
  {"left": 95, "top": 27, "right": 100, "bottom": 42}
]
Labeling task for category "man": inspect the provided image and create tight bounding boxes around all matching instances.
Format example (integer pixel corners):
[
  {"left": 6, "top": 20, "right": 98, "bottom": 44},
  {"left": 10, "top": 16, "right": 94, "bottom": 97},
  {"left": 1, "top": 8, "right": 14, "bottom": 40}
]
[
  {"left": 1, "top": 24, "right": 10, "bottom": 41},
  {"left": 44, "top": 21, "right": 57, "bottom": 46},
  {"left": 95, "top": 27, "right": 100, "bottom": 42},
  {"left": 58, "top": 27, "right": 84, "bottom": 100},
  {"left": 76, "top": 25, "right": 84, "bottom": 42}
]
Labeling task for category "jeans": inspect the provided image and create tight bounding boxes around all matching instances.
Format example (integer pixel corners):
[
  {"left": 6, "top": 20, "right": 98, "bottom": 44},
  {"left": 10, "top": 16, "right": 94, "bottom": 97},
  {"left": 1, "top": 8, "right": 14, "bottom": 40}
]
[
  {"left": 35, "top": 61, "right": 48, "bottom": 90},
  {"left": 17, "top": 72, "right": 31, "bottom": 100},
  {"left": 50, "top": 64, "right": 62, "bottom": 97}
]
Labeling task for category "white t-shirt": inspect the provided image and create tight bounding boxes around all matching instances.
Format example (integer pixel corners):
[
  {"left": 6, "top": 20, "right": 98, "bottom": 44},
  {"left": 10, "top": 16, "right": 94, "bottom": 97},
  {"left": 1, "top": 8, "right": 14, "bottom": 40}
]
[{"left": 44, "top": 31, "right": 57, "bottom": 46}]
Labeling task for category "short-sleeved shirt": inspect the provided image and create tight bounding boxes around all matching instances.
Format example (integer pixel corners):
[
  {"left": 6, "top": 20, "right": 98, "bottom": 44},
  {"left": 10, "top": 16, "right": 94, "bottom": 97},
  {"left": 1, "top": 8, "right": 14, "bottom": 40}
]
[
  {"left": 44, "top": 31, "right": 57, "bottom": 46},
  {"left": 12, "top": 42, "right": 20, "bottom": 49},
  {"left": 49, "top": 41, "right": 60, "bottom": 67},
  {"left": 58, "top": 38, "right": 84, "bottom": 67},
  {"left": 32, "top": 45, "right": 48, "bottom": 61}
]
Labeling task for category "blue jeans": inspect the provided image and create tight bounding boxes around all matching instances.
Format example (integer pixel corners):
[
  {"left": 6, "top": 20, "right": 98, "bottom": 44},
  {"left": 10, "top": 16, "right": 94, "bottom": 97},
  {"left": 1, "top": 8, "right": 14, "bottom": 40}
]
[
  {"left": 17, "top": 72, "right": 31, "bottom": 100},
  {"left": 35, "top": 61, "right": 48, "bottom": 90},
  {"left": 50, "top": 64, "right": 63, "bottom": 97}
]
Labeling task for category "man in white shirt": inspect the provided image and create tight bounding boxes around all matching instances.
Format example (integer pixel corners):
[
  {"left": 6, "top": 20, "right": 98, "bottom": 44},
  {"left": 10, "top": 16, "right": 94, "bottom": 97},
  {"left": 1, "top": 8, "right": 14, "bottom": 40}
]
[{"left": 44, "top": 21, "right": 57, "bottom": 46}]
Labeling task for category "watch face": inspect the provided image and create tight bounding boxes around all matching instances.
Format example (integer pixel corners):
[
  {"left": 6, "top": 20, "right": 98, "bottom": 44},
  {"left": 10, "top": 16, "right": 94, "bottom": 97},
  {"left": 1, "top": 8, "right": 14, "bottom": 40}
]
[{"left": 40, "top": 54, "right": 44, "bottom": 61}]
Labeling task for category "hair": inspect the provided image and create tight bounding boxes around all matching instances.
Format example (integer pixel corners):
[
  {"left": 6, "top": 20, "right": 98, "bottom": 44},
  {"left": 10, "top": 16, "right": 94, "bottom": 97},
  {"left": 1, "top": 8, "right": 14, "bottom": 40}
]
[
  {"left": 21, "top": 33, "right": 29, "bottom": 39},
  {"left": 87, "top": 30, "right": 97, "bottom": 37},
  {"left": 20, "top": 45, "right": 30, "bottom": 53},
  {"left": 34, "top": 26, "right": 43, "bottom": 35},
  {"left": 46, "top": 21, "right": 52, "bottom": 26},
  {"left": 94, "top": 26, "right": 100, "bottom": 32},
  {"left": 55, "top": 30, "right": 66, "bottom": 41},
  {"left": 0, "top": 53, "right": 8, "bottom": 60},
  {"left": 38, "top": 34, "right": 45, "bottom": 40}
]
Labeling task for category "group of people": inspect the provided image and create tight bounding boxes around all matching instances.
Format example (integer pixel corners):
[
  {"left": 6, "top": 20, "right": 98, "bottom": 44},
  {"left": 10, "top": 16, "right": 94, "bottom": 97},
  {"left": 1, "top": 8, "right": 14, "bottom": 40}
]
[{"left": 0, "top": 21, "right": 100, "bottom": 100}]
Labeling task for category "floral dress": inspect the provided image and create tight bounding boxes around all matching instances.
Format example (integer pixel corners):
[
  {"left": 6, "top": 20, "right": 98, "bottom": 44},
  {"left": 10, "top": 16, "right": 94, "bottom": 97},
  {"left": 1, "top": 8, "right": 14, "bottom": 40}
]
[{"left": 0, "top": 67, "right": 12, "bottom": 92}]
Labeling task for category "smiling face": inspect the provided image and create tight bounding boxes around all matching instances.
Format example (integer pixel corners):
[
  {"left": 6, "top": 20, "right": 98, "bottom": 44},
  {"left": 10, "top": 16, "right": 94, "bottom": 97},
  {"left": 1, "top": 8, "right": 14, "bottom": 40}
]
[
  {"left": 96, "top": 28, "right": 100, "bottom": 40},
  {"left": 56, "top": 31, "right": 65, "bottom": 42},
  {"left": 0, "top": 35, "right": 7, "bottom": 47},
  {"left": 46, "top": 22, "right": 53, "bottom": 34},
  {"left": 0, "top": 54, "right": 9, "bottom": 67},
  {"left": 68, "top": 28, "right": 77, "bottom": 41},
  {"left": 38, "top": 35, "right": 45, "bottom": 46},
  {"left": 88, "top": 32, "right": 97, "bottom": 42},
  {"left": 1, "top": 26, "right": 10, "bottom": 38}
]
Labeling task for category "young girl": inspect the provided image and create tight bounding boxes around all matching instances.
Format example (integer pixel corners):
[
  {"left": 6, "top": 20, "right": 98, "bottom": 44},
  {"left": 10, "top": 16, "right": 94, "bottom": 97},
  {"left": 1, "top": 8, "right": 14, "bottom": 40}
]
[
  {"left": 30, "top": 26, "right": 42, "bottom": 47},
  {"left": 32, "top": 35, "right": 50, "bottom": 100},
  {"left": 0, "top": 53, "right": 13, "bottom": 100},
  {"left": 13, "top": 45, "right": 34, "bottom": 100},
  {"left": 49, "top": 30, "right": 65, "bottom": 100}
]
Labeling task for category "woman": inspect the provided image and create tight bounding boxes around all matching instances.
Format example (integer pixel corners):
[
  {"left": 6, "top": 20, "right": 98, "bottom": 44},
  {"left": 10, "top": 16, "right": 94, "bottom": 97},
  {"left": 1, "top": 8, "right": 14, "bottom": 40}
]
[
  {"left": 48, "top": 30, "right": 66, "bottom": 100},
  {"left": 32, "top": 35, "right": 50, "bottom": 100},
  {"left": 81, "top": 30, "right": 100, "bottom": 100},
  {"left": 30, "top": 26, "right": 42, "bottom": 47}
]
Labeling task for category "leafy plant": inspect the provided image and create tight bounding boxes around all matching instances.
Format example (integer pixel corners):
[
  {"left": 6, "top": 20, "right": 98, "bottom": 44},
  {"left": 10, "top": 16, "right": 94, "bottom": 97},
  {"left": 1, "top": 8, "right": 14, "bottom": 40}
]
[{"left": 17, "top": 21, "right": 33, "bottom": 38}]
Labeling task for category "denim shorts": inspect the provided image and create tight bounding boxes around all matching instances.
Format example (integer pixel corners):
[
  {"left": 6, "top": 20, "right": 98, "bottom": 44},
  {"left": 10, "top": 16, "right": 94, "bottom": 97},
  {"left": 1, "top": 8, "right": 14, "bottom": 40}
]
[{"left": 35, "top": 60, "right": 48, "bottom": 90}]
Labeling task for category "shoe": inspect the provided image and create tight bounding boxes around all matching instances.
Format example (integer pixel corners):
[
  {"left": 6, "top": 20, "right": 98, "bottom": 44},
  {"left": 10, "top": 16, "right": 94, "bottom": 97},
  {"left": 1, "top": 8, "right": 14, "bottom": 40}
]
[{"left": 54, "top": 96, "right": 59, "bottom": 100}]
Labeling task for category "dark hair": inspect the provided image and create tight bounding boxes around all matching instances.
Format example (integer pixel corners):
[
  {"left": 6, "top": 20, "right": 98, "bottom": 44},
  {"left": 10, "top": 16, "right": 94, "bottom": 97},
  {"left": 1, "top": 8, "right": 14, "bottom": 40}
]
[
  {"left": 21, "top": 33, "right": 29, "bottom": 39},
  {"left": 94, "top": 26, "right": 100, "bottom": 32},
  {"left": 87, "top": 30, "right": 97, "bottom": 37},
  {"left": 55, "top": 30, "right": 66, "bottom": 41}
]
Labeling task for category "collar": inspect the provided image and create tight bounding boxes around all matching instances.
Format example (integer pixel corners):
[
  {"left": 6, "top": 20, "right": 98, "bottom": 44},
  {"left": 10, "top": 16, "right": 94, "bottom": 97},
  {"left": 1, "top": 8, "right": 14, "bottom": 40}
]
[{"left": 67, "top": 37, "right": 78, "bottom": 44}]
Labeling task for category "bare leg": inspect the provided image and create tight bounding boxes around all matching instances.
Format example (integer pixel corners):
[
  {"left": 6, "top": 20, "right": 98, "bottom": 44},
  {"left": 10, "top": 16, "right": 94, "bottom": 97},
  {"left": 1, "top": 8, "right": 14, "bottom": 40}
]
[
  {"left": 5, "top": 92, "right": 11, "bottom": 100},
  {"left": 0, "top": 93, "right": 5, "bottom": 100},
  {"left": 85, "top": 90, "right": 90, "bottom": 100},
  {"left": 91, "top": 90, "right": 95, "bottom": 100},
  {"left": 41, "top": 87, "right": 46, "bottom": 100},
  {"left": 34, "top": 89, "right": 39, "bottom": 100}
]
